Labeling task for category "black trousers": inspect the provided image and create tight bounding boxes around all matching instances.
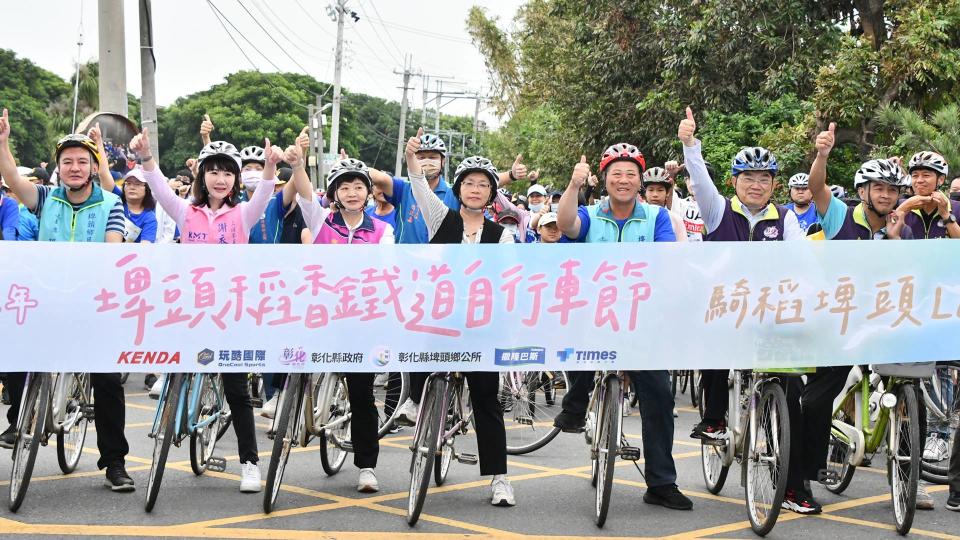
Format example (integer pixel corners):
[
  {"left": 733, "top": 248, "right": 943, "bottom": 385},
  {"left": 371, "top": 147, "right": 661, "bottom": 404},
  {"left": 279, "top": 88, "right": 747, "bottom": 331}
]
[
  {"left": 700, "top": 369, "right": 728, "bottom": 422},
  {"left": 222, "top": 373, "right": 258, "bottom": 464},
  {"left": 950, "top": 417, "right": 960, "bottom": 494},
  {"left": 345, "top": 373, "right": 379, "bottom": 469},
  {"left": 5, "top": 372, "right": 129, "bottom": 470},
  {"left": 785, "top": 367, "right": 849, "bottom": 490}
]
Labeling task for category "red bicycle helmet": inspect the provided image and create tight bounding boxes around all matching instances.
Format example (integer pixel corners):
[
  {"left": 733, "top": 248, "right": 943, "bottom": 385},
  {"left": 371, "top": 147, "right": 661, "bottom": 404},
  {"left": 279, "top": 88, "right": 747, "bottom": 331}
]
[{"left": 599, "top": 143, "right": 646, "bottom": 174}]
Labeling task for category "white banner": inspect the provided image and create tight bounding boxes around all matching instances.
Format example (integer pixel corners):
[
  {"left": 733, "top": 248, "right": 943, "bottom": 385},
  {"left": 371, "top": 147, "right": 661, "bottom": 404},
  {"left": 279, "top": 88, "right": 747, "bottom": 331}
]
[{"left": 1, "top": 242, "right": 957, "bottom": 372}]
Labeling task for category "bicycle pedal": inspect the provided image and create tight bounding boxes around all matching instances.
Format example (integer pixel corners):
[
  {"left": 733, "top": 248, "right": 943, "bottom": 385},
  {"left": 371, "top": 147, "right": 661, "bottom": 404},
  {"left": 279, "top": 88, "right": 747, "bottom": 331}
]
[
  {"left": 339, "top": 441, "right": 354, "bottom": 453},
  {"left": 251, "top": 398, "right": 264, "bottom": 409},
  {"left": 81, "top": 405, "right": 96, "bottom": 420},
  {"left": 817, "top": 468, "right": 840, "bottom": 486},
  {"left": 701, "top": 438, "right": 726, "bottom": 447},
  {"left": 619, "top": 446, "right": 642, "bottom": 461},
  {"left": 455, "top": 452, "right": 478, "bottom": 465},
  {"left": 206, "top": 456, "right": 227, "bottom": 472},
  {"left": 561, "top": 426, "right": 586, "bottom": 434}
]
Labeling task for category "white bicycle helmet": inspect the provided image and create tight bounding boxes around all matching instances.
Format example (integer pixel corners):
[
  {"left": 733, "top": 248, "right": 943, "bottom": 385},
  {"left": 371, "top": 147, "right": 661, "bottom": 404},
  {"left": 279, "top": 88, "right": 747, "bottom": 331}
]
[
  {"left": 908, "top": 151, "right": 949, "bottom": 177},
  {"left": 788, "top": 173, "right": 809, "bottom": 188},
  {"left": 198, "top": 141, "right": 242, "bottom": 170},
  {"left": 239, "top": 145, "right": 266, "bottom": 165},
  {"left": 327, "top": 158, "right": 372, "bottom": 198},
  {"left": 854, "top": 159, "right": 910, "bottom": 188},
  {"left": 642, "top": 167, "right": 672, "bottom": 187},
  {"left": 731, "top": 147, "right": 779, "bottom": 176},
  {"left": 453, "top": 156, "right": 499, "bottom": 205},
  {"left": 829, "top": 185, "right": 846, "bottom": 199},
  {"left": 417, "top": 133, "right": 447, "bottom": 156}
]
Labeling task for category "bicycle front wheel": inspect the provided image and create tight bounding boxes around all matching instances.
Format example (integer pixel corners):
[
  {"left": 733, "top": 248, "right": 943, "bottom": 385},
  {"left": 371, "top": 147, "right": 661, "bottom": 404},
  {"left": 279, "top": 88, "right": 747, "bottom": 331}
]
[
  {"left": 190, "top": 374, "right": 224, "bottom": 476},
  {"left": 263, "top": 374, "right": 304, "bottom": 514},
  {"left": 825, "top": 403, "right": 857, "bottom": 495},
  {"left": 145, "top": 373, "right": 182, "bottom": 512},
  {"left": 889, "top": 383, "right": 920, "bottom": 536},
  {"left": 920, "top": 364, "right": 959, "bottom": 484},
  {"left": 9, "top": 374, "right": 50, "bottom": 512},
  {"left": 503, "top": 371, "right": 567, "bottom": 455},
  {"left": 319, "top": 375, "right": 350, "bottom": 476},
  {"left": 745, "top": 382, "right": 790, "bottom": 537},
  {"left": 57, "top": 372, "right": 91, "bottom": 474},
  {"left": 407, "top": 377, "right": 443, "bottom": 526},
  {"left": 595, "top": 375, "right": 620, "bottom": 527},
  {"left": 375, "top": 372, "right": 409, "bottom": 438}
]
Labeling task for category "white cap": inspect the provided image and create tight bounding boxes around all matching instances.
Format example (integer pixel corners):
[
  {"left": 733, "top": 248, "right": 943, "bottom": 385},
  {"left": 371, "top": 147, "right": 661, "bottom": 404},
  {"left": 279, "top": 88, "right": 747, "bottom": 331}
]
[
  {"left": 527, "top": 184, "right": 547, "bottom": 197},
  {"left": 538, "top": 212, "right": 558, "bottom": 227}
]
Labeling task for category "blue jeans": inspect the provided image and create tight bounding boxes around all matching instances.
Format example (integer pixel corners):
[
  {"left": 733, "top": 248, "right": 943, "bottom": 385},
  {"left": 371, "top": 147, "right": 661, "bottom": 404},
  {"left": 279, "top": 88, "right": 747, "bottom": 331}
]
[
  {"left": 560, "top": 370, "right": 677, "bottom": 488},
  {"left": 925, "top": 369, "right": 955, "bottom": 439}
]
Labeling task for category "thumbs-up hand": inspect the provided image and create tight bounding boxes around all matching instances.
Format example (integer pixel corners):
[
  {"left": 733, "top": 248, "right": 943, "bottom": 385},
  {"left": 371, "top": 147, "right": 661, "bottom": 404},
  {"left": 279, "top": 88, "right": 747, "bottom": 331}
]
[
  {"left": 511, "top": 153, "right": 527, "bottom": 181},
  {"left": 284, "top": 144, "right": 304, "bottom": 168},
  {"left": 339, "top": 148, "right": 349, "bottom": 160},
  {"left": 87, "top": 122, "right": 103, "bottom": 147},
  {"left": 263, "top": 137, "right": 283, "bottom": 167},
  {"left": 129, "top": 127, "right": 152, "bottom": 157},
  {"left": 405, "top": 127, "right": 424, "bottom": 176},
  {"left": 296, "top": 125, "right": 310, "bottom": 155},
  {"left": 0, "top": 108, "right": 10, "bottom": 143},
  {"left": 678, "top": 107, "right": 697, "bottom": 147},
  {"left": 815, "top": 122, "right": 836, "bottom": 157},
  {"left": 570, "top": 155, "right": 591, "bottom": 189},
  {"left": 200, "top": 114, "right": 214, "bottom": 137}
]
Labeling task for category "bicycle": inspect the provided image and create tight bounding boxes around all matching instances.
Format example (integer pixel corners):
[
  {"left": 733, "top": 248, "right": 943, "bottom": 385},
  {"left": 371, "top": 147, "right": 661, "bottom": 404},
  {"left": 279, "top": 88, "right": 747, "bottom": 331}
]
[
  {"left": 263, "top": 371, "right": 409, "bottom": 513},
  {"left": 406, "top": 372, "right": 477, "bottom": 526},
  {"left": 144, "top": 372, "right": 232, "bottom": 512},
  {"left": 8, "top": 372, "right": 94, "bottom": 512},
  {"left": 698, "top": 368, "right": 796, "bottom": 537},
  {"left": 919, "top": 361, "right": 959, "bottom": 484},
  {"left": 672, "top": 370, "right": 700, "bottom": 408},
  {"left": 500, "top": 371, "right": 569, "bottom": 455},
  {"left": 824, "top": 363, "right": 927, "bottom": 535}
]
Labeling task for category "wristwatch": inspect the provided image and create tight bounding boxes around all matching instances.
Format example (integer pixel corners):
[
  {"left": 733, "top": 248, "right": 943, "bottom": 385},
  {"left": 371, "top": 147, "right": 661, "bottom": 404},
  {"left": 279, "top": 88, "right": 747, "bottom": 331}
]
[{"left": 941, "top": 213, "right": 958, "bottom": 225}]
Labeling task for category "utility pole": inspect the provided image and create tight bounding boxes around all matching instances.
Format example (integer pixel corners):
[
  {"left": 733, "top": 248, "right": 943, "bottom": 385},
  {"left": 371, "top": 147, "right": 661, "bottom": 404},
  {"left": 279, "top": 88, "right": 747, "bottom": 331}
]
[
  {"left": 327, "top": 0, "right": 355, "bottom": 157},
  {"left": 309, "top": 95, "right": 331, "bottom": 190},
  {"left": 98, "top": 0, "right": 128, "bottom": 115},
  {"left": 138, "top": 0, "right": 158, "bottom": 160},
  {"left": 394, "top": 56, "right": 419, "bottom": 176},
  {"left": 421, "top": 75, "right": 429, "bottom": 127}
]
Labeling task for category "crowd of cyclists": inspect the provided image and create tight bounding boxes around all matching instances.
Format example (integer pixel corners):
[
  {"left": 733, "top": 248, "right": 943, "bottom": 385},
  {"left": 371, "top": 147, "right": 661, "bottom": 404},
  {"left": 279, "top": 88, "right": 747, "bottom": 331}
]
[{"left": 0, "top": 99, "right": 958, "bottom": 530}]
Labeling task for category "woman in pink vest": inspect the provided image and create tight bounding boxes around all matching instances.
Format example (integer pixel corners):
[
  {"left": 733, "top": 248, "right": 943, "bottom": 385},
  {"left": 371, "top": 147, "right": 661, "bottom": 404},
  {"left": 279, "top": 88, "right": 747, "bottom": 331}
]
[
  {"left": 131, "top": 127, "right": 282, "bottom": 493},
  {"left": 281, "top": 140, "right": 392, "bottom": 493}
]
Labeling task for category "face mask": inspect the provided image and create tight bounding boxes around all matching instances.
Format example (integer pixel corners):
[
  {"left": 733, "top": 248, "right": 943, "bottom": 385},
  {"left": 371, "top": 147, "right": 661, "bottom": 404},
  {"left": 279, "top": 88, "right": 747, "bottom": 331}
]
[
  {"left": 951, "top": 192, "right": 960, "bottom": 201},
  {"left": 420, "top": 159, "right": 441, "bottom": 180},
  {"left": 529, "top": 203, "right": 543, "bottom": 213},
  {"left": 502, "top": 223, "right": 519, "bottom": 237},
  {"left": 550, "top": 203, "right": 559, "bottom": 212},
  {"left": 241, "top": 170, "right": 260, "bottom": 191}
]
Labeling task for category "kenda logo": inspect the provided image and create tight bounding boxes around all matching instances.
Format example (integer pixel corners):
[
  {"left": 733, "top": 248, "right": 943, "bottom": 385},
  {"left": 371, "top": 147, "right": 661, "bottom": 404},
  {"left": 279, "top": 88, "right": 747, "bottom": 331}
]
[
  {"left": 117, "top": 351, "right": 181, "bottom": 365},
  {"left": 557, "top": 348, "right": 618, "bottom": 363},
  {"left": 494, "top": 346, "right": 546, "bottom": 367}
]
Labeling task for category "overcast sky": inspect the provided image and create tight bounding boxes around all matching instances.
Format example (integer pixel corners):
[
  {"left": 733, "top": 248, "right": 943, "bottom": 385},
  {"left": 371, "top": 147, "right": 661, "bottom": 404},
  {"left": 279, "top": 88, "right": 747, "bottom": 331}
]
[{"left": 2, "top": 0, "right": 523, "bottom": 127}]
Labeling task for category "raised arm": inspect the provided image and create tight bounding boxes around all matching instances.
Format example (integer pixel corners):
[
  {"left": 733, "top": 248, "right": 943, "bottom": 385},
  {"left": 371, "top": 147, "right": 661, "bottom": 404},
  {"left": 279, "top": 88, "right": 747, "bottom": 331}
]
[
  {"left": 407, "top": 127, "right": 449, "bottom": 239},
  {"left": 0, "top": 108, "right": 38, "bottom": 210},
  {"left": 558, "top": 155, "right": 588, "bottom": 239},
  {"left": 131, "top": 127, "right": 188, "bottom": 227},
  {"left": 808, "top": 122, "right": 836, "bottom": 213},
  {"left": 679, "top": 107, "right": 725, "bottom": 233},
  {"left": 200, "top": 114, "right": 214, "bottom": 147},
  {"left": 87, "top": 122, "right": 115, "bottom": 193},
  {"left": 240, "top": 138, "right": 280, "bottom": 231}
]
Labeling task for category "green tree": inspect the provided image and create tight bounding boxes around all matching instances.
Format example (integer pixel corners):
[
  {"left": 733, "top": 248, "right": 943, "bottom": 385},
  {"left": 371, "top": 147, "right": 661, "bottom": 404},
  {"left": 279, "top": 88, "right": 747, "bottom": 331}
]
[{"left": 0, "top": 49, "right": 70, "bottom": 166}]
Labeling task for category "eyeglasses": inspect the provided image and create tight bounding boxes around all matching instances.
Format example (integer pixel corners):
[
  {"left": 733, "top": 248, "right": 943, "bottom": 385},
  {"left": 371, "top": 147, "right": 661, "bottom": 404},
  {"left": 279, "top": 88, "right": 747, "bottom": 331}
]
[
  {"left": 461, "top": 182, "right": 491, "bottom": 190},
  {"left": 737, "top": 177, "right": 773, "bottom": 187}
]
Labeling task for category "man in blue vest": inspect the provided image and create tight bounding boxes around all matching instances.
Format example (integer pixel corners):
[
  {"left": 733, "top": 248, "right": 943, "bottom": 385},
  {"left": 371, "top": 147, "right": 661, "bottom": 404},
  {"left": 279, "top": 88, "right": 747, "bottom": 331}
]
[
  {"left": 0, "top": 107, "right": 135, "bottom": 492},
  {"left": 552, "top": 143, "right": 692, "bottom": 510}
]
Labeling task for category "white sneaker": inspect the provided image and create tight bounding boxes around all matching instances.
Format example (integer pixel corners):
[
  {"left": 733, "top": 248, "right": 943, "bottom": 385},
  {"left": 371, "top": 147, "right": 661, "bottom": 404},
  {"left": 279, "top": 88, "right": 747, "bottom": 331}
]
[
  {"left": 260, "top": 394, "right": 279, "bottom": 419},
  {"left": 922, "top": 436, "right": 949, "bottom": 462},
  {"left": 148, "top": 377, "right": 163, "bottom": 400},
  {"left": 397, "top": 398, "right": 418, "bottom": 426},
  {"left": 491, "top": 474, "right": 515, "bottom": 507},
  {"left": 673, "top": 407, "right": 679, "bottom": 418},
  {"left": 916, "top": 484, "right": 935, "bottom": 510},
  {"left": 240, "top": 462, "right": 262, "bottom": 493},
  {"left": 357, "top": 468, "right": 379, "bottom": 493}
]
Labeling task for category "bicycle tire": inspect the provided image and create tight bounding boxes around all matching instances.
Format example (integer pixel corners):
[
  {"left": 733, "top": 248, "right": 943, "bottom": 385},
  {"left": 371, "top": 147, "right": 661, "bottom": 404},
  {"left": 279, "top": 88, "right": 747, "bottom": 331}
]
[
  {"left": 745, "top": 382, "right": 790, "bottom": 537},
  {"left": 319, "top": 375, "right": 349, "bottom": 476},
  {"left": 671, "top": 370, "right": 679, "bottom": 397},
  {"left": 190, "top": 374, "right": 225, "bottom": 476},
  {"left": 595, "top": 375, "right": 620, "bottom": 527},
  {"left": 263, "top": 374, "right": 303, "bottom": 514},
  {"left": 9, "top": 373, "right": 50, "bottom": 512},
  {"left": 890, "top": 383, "right": 920, "bottom": 535},
  {"left": 56, "top": 373, "right": 91, "bottom": 474},
  {"left": 145, "top": 373, "right": 182, "bottom": 513},
  {"left": 699, "top": 376, "right": 729, "bottom": 495},
  {"left": 376, "top": 372, "right": 410, "bottom": 438},
  {"left": 505, "top": 371, "right": 567, "bottom": 455},
  {"left": 691, "top": 370, "right": 701, "bottom": 407},
  {"left": 920, "top": 365, "right": 959, "bottom": 484},
  {"left": 434, "top": 423, "right": 453, "bottom": 486},
  {"left": 407, "top": 376, "right": 443, "bottom": 526}
]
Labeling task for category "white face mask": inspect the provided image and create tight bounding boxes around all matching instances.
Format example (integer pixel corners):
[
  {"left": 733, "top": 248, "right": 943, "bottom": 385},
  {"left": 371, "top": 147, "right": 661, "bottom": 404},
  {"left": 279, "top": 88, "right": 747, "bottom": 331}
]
[
  {"left": 550, "top": 203, "right": 559, "bottom": 212},
  {"left": 241, "top": 170, "right": 260, "bottom": 191},
  {"left": 529, "top": 202, "right": 543, "bottom": 213},
  {"left": 420, "top": 158, "right": 441, "bottom": 180},
  {"left": 502, "top": 223, "right": 519, "bottom": 237}
]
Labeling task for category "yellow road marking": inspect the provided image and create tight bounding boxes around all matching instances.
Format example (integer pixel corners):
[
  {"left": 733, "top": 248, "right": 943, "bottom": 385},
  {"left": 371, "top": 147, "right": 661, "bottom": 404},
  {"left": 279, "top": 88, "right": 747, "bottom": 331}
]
[{"left": 816, "top": 513, "right": 960, "bottom": 539}]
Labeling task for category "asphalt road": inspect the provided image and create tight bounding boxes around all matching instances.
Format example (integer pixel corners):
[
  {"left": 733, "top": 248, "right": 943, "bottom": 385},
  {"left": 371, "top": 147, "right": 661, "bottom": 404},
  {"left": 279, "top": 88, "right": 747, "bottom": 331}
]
[{"left": 0, "top": 376, "right": 957, "bottom": 539}]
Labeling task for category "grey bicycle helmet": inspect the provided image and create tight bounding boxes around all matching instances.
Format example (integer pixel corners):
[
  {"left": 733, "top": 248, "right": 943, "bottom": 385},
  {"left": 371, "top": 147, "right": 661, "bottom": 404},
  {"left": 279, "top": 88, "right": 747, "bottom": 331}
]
[
  {"left": 453, "top": 156, "right": 499, "bottom": 205},
  {"left": 788, "top": 173, "right": 809, "bottom": 188},
  {"left": 908, "top": 151, "right": 949, "bottom": 177},
  {"left": 417, "top": 133, "right": 447, "bottom": 156},
  {"left": 198, "top": 141, "right": 242, "bottom": 170},
  {"left": 239, "top": 145, "right": 266, "bottom": 165},
  {"left": 854, "top": 159, "right": 910, "bottom": 188}
]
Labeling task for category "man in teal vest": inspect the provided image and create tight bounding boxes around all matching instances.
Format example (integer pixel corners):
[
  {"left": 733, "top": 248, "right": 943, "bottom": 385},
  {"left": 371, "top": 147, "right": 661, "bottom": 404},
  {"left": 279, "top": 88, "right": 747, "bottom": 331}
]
[
  {"left": 0, "top": 107, "right": 134, "bottom": 492},
  {"left": 554, "top": 143, "right": 692, "bottom": 510}
]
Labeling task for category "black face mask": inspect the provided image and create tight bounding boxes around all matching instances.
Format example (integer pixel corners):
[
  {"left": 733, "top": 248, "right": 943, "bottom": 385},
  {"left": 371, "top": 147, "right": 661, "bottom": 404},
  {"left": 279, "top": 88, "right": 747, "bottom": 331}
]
[{"left": 951, "top": 192, "right": 960, "bottom": 201}]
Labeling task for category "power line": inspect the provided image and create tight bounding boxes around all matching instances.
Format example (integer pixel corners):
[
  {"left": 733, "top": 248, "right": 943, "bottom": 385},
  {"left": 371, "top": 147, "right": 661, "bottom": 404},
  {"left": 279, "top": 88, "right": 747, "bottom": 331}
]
[
  {"left": 206, "top": 0, "right": 310, "bottom": 110},
  {"left": 345, "top": 18, "right": 394, "bottom": 72},
  {"left": 363, "top": 15, "right": 473, "bottom": 44},
  {"left": 234, "top": 0, "right": 322, "bottom": 78},
  {"left": 292, "top": 0, "right": 330, "bottom": 34},
  {"left": 366, "top": 1, "right": 405, "bottom": 59},
  {"left": 356, "top": 0, "right": 403, "bottom": 66},
  {"left": 249, "top": 0, "right": 333, "bottom": 65}
]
